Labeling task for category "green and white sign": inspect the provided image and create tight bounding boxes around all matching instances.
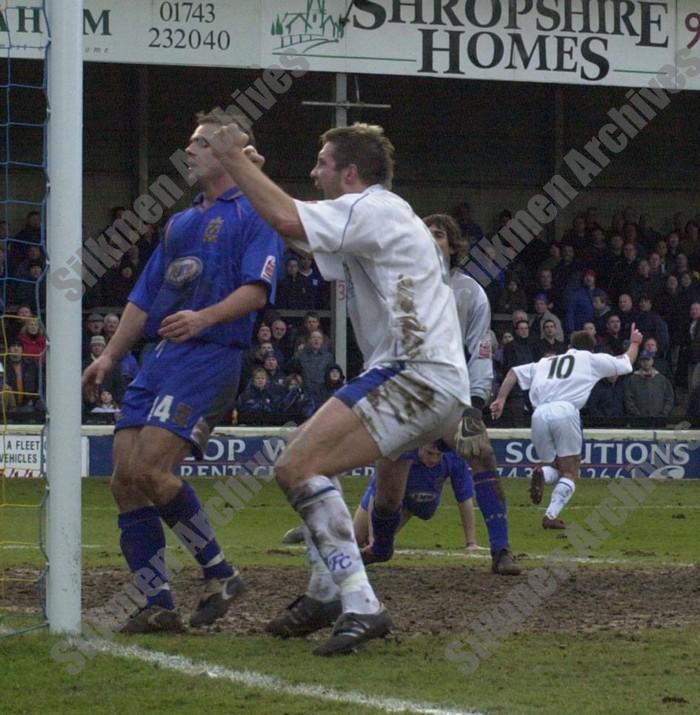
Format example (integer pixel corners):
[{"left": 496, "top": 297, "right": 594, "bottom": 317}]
[{"left": 2, "top": 1, "right": 700, "bottom": 90}]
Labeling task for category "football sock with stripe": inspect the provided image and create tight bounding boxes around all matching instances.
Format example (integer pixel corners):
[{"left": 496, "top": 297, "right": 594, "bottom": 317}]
[
  {"left": 473, "top": 470, "right": 510, "bottom": 555},
  {"left": 159, "top": 481, "right": 234, "bottom": 581},
  {"left": 291, "top": 475, "right": 380, "bottom": 615},
  {"left": 118, "top": 505, "right": 174, "bottom": 610},
  {"left": 545, "top": 477, "right": 576, "bottom": 520}
]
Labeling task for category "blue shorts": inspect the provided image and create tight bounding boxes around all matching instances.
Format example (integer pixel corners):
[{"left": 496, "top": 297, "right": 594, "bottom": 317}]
[
  {"left": 116, "top": 340, "right": 242, "bottom": 458},
  {"left": 359, "top": 477, "right": 443, "bottom": 521}
]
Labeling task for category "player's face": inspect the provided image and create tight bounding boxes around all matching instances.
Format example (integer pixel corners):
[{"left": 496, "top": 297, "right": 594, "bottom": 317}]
[
  {"left": 427, "top": 224, "right": 450, "bottom": 261},
  {"left": 186, "top": 123, "right": 228, "bottom": 185},
  {"left": 310, "top": 142, "right": 344, "bottom": 199},
  {"left": 418, "top": 444, "right": 442, "bottom": 468}
]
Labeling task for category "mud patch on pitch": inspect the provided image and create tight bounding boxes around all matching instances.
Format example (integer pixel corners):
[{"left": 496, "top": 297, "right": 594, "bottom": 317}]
[{"left": 4, "top": 565, "right": 698, "bottom": 637}]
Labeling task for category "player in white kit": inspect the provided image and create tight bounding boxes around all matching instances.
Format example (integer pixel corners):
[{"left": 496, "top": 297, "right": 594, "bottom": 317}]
[
  {"left": 210, "top": 121, "right": 487, "bottom": 655},
  {"left": 490, "top": 326, "right": 642, "bottom": 529}
]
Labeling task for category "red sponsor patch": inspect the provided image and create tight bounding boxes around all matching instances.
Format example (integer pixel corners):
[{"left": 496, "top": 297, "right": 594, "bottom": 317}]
[
  {"left": 262, "top": 255, "right": 276, "bottom": 282},
  {"left": 478, "top": 340, "right": 492, "bottom": 359}
]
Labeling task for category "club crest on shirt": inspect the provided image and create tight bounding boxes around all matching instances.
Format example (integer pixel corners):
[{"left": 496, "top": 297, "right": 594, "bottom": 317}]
[
  {"left": 165, "top": 256, "right": 203, "bottom": 286},
  {"left": 261, "top": 255, "right": 276, "bottom": 282},
  {"left": 203, "top": 217, "right": 224, "bottom": 243}
]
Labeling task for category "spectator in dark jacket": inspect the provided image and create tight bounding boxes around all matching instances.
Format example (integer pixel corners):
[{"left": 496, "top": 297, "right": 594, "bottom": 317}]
[
  {"left": 600, "top": 313, "right": 626, "bottom": 356},
  {"left": 624, "top": 352, "right": 674, "bottom": 418},
  {"left": 585, "top": 374, "right": 626, "bottom": 418},
  {"left": 635, "top": 295, "right": 669, "bottom": 356},
  {"left": 276, "top": 373, "right": 315, "bottom": 422},
  {"left": 317, "top": 363, "right": 346, "bottom": 405},
  {"left": 565, "top": 268, "right": 597, "bottom": 334},
  {"left": 537, "top": 319, "right": 566, "bottom": 358},
  {"left": 237, "top": 368, "right": 277, "bottom": 423},
  {"left": 501, "top": 320, "right": 537, "bottom": 426},
  {"left": 276, "top": 257, "right": 313, "bottom": 310}
]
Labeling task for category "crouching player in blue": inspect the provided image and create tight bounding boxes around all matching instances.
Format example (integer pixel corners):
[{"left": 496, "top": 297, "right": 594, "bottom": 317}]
[
  {"left": 82, "top": 109, "right": 283, "bottom": 633},
  {"left": 354, "top": 443, "right": 479, "bottom": 553}
]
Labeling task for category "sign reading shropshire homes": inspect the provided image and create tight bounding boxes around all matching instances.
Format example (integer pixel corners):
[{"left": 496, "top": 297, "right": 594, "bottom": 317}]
[{"left": 1, "top": 1, "right": 700, "bottom": 89}]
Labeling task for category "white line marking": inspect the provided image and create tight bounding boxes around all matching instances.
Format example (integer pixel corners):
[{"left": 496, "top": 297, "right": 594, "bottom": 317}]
[{"left": 90, "top": 640, "right": 484, "bottom": 715}]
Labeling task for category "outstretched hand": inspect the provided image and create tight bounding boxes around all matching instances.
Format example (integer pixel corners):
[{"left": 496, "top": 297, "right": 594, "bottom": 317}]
[{"left": 158, "top": 310, "right": 209, "bottom": 342}]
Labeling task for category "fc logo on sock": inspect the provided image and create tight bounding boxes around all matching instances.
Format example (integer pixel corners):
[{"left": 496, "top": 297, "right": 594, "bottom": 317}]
[{"left": 326, "top": 552, "right": 352, "bottom": 572}]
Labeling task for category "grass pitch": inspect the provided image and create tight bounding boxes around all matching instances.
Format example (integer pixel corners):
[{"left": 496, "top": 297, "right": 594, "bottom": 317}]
[{"left": 1, "top": 477, "right": 699, "bottom": 715}]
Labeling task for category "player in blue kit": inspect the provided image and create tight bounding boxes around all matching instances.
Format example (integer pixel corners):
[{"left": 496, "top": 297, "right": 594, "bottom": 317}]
[
  {"left": 353, "top": 443, "right": 479, "bottom": 553},
  {"left": 82, "top": 109, "right": 283, "bottom": 633}
]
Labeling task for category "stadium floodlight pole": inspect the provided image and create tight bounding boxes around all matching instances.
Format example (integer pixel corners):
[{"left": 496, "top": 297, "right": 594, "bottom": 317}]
[
  {"left": 46, "top": 0, "right": 84, "bottom": 635},
  {"left": 333, "top": 73, "right": 349, "bottom": 375},
  {"left": 303, "top": 75, "right": 391, "bottom": 372}
]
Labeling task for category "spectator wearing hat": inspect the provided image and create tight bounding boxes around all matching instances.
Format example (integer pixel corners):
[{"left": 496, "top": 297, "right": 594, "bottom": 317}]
[
  {"left": 529, "top": 293, "right": 564, "bottom": 343},
  {"left": 317, "top": 363, "right": 346, "bottom": 405},
  {"left": 262, "top": 351, "right": 287, "bottom": 391},
  {"left": 83, "top": 334, "right": 121, "bottom": 409},
  {"left": 83, "top": 312, "right": 104, "bottom": 359},
  {"left": 624, "top": 350, "right": 674, "bottom": 418},
  {"left": 565, "top": 268, "right": 597, "bottom": 335}
]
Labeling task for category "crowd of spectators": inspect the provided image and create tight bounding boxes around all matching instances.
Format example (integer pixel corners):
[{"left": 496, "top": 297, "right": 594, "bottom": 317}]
[{"left": 4, "top": 202, "right": 700, "bottom": 428}]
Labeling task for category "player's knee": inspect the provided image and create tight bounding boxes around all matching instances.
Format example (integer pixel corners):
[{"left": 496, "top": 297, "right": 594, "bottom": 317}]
[
  {"left": 110, "top": 468, "right": 138, "bottom": 502},
  {"left": 274, "top": 447, "right": 314, "bottom": 493},
  {"left": 374, "top": 493, "right": 402, "bottom": 515}
]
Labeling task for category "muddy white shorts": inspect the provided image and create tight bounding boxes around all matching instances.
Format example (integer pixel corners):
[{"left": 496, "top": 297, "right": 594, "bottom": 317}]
[{"left": 334, "top": 361, "right": 469, "bottom": 460}]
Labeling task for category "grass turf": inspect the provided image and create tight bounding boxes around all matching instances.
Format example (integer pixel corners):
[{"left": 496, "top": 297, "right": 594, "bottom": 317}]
[{"left": 1, "top": 476, "right": 699, "bottom": 714}]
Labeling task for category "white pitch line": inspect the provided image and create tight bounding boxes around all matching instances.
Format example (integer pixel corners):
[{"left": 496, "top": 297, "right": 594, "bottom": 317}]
[{"left": 89, "top": 640, "right": 485, "bottom": 715}]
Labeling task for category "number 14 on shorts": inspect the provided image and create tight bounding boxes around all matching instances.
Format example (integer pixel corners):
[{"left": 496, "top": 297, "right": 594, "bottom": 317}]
[{"left": 148, "top": 395, "right": 174, "bottom": 422}]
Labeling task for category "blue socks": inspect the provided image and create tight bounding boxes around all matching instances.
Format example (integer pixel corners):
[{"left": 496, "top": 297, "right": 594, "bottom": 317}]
[
  {"left": 370, "top": 507, "right": 401, "bottom": 559},
  {"left": 158, "top": 481, "right": 234, "bottom": 581},
  {"left": 118, "top": 505, "right": 174, "bottom": 610},
  {"left": 473, "top": 470, "right": 510, "bottom": 556}
]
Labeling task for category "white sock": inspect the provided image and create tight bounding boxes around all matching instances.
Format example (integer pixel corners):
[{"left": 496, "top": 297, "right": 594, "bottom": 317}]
[
  {"left": 542, "top": 466, "right": 560, "bottom": 484},
  {"left": 303, "top": 526, "right": 340, "bottom": 603},
  {"left": 291, "top": 475, "right": 380, "bottom": 615},
  {"left": 545, "top": 477, "right": 576, "bottom": 520}
]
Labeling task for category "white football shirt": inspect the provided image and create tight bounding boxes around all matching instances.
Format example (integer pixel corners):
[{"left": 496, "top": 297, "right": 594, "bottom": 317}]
[
  {"left": 513, "top": 349, "right": 632, "bottom": 409},
  {"left": 294, "top": 185, "right": 469, "bottom": 401}
]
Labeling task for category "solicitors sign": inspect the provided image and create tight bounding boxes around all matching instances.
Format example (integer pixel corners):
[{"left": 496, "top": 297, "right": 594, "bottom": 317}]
[{"left": 2, "top": 1, "right": 700, "bottom": 89}]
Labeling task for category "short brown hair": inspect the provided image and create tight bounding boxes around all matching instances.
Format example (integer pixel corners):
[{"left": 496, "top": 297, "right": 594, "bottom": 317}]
[
  {"left": 423, "top": 213, "right": 462, "bottom": 268},
  {"left": 196, "top": 107, "right": 256, "bottom": 147},
  {"left": 321, "top": 123, "right": 394, "bottom": 187},
  {"left": 570, "top": 330, "right": 596, "bottom": 351}
]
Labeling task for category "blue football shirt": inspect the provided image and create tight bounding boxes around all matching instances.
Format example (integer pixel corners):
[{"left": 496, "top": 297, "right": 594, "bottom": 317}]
[
  {"left": 404, "top": 448, "right": 473, "bottom": 503},
  {"left": 129, "top": 188, "right": 283, "bottom": 349}
]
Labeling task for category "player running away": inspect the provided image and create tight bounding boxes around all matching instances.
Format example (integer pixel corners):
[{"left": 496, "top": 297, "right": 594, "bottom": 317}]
[{"left": 490, "top": 325, "right": 642, "bottom": 529}]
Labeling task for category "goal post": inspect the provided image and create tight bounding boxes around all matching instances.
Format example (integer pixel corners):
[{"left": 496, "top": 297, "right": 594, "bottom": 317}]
[{"left": 46, "top": 0, "right": 84, "bottom": 635}]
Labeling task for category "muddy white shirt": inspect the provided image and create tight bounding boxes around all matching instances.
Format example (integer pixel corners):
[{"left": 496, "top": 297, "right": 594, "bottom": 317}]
[
  {"left": 450, "top": 269, "right": 493, "bottom": 402},
  {"left": 294, "top": 185, "right": 469, "bottom": 401},
  {"left": 513, "top": 349, "right": 632, "bottom": 409}
]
